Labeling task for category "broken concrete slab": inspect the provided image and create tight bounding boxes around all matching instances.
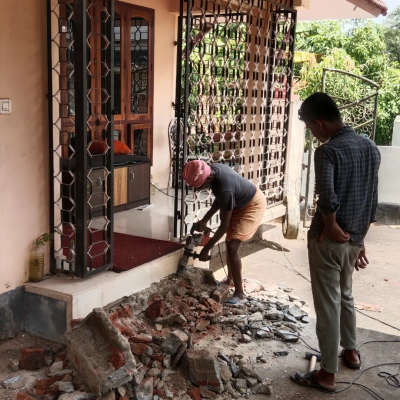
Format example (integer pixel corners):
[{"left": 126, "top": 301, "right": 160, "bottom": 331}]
[
  {"left": 66, "top": 308, "right": 136, "bottom": 396},
  {"left": 185, "top": 349, "right": 224, "bottom": 393}
]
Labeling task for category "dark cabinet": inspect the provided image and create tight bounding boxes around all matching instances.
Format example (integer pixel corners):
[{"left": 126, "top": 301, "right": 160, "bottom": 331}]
[{"left": 114, "top": 162, "right": 150, "bottom": 212}]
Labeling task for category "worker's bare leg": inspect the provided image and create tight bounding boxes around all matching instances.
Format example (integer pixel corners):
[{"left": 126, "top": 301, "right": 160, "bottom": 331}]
[
  {"left": 221, "top": 244, "right": 234, "bottom": 286},
  {"left": 226, "top": 239, "right": 244, "bottom": 298}
]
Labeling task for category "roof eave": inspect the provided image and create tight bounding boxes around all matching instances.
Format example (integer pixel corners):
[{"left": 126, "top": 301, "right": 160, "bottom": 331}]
[{"left": 347, "top": 0, "right": 388, "bottom": 17}]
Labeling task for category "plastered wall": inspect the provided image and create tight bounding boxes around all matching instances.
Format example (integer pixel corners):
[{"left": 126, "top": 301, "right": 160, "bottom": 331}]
[{"left": 0, "top": 0, "right": 49, "bottom": 293}]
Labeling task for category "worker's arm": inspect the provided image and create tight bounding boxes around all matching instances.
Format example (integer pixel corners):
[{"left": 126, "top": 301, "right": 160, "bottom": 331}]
[
  {"left": 194, "top": 200, "right": 219, "bottom": 232},
  {"left": 199, "top": 209, "right": 232, "bottom": 261},
  {"left": 315, "top": 147, "right": 349, "bottom": 243}
]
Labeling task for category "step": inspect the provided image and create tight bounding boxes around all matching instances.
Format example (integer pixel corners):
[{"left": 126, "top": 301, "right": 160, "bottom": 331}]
[{"left": 24, "top": 248, "right": 183, "bottom": 342}]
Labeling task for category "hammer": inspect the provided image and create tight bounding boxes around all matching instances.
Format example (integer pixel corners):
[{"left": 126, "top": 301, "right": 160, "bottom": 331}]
[{"left": 305, "top": 352, "right": 321, "bottom": 372}]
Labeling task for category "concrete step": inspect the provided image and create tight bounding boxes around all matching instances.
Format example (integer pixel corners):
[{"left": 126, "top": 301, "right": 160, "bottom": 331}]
[{"left": 24, "top": 248, "right": 183, "bottom": 342}]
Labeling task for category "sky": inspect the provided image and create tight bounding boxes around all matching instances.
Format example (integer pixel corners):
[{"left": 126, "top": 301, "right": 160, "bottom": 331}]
[{"left": 376, "top": 0, "right": 400, "bottom": 23}]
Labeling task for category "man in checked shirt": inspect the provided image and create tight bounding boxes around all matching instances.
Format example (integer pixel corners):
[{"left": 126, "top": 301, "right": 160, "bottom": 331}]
[{"left": 291, "top": 93, "right": 381, "bottom": 393}]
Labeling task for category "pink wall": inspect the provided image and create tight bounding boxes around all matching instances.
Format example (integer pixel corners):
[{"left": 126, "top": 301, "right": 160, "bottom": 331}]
[{"left": 0, "top": 0, "right": 49, "bottom": 292}]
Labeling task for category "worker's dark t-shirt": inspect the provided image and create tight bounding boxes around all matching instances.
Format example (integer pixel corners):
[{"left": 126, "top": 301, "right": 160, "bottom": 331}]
[{"left": 211, "top": 163, "right": 256, "bottom": 211}]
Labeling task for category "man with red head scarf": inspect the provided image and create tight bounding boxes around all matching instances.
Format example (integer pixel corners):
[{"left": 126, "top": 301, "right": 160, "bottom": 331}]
[{"left": 182, "top": 160, "right": 266, "bottom": 304}]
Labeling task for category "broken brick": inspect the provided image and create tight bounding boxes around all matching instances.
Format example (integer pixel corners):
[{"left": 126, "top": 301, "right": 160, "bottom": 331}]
[
  {"left": 196, "top": 319, "right": 210, "bottom": 332},
  {"left": 19, "top": 347, "right": 46, "bottom": 370},
  {"left": 189, "top": 387, "right": 201, "bottom": 400},
  {"left": 34, "top": 376, "right": 60, "bottom": 396},
  {"left": 110, "top": 348, "right": 125, "bottom": 369},
  {"left": 111, "top": 321, "right": 135, "bottom": 338},
  {"left": 16, "top": 393, "right": 36, "bottom": 400},
  {"left": 117, "top": 305, "right": 133, "bottom": 319},
  {"left": 130, "top": 342, "right": 150, "bottom": 356},
  {"left": 145, "top": 300, "right": 164, "bottom": 320},
  {"left": 132, "top": 334, "right": 153, "bottom": 343}
]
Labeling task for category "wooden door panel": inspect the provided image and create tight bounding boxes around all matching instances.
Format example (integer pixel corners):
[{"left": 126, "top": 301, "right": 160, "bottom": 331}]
[{"left": 114, "top": 167, "right": 128, "bottom": 206}]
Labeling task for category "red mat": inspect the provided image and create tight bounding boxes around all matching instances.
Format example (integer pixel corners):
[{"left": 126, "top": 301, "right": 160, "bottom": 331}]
[
  {"left": 113, "top": 232, "right": 183, "bottom": 272},
  {"left": 62, "top": 225, "right": 182, "bottom": 272}
]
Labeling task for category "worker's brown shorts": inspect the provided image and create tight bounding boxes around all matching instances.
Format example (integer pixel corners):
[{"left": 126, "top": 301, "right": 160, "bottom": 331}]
[{"left": 226, "top": 188, "right": 266, "bottom": 242}]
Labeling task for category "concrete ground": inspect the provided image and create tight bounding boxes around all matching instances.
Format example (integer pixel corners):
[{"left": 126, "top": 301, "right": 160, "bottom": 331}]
[{"left": 214, "top": 222, "right": 400, "bottom": 400}]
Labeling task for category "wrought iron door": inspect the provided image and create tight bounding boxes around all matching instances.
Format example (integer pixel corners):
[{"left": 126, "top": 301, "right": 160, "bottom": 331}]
[
  {"left": 48, "top": 0, "right": 114, "bottom": 277},
  {"left": 174, "top": 0, "right": 296, "bottom": 238}
]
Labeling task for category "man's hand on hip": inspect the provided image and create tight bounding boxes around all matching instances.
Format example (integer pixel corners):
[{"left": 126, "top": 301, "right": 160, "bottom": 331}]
[
  {"left": 355, "top": 245, "right": 369, "bottom": 271},
  {"left": 320, "top": 220, "right": 350, "bottom": 243}
]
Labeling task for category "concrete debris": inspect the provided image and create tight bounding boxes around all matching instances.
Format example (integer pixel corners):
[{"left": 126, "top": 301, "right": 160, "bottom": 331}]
[
  {"left": 185, "top": 349, "right": 224, "bottom": 393},
  {"left": 51, "top": 381, "right": 75, "bottom": 393},
  {"left": 66, "top": 308, "right": 136, "bottom": 395},
  {"left": 248, "top": 311, "right": 263, "bottom": 322},
  {"left": 275, "top": 329, "right": 299, "bottom": 343},
  {"left": 54, "top": 269, "right": 309, "bottom": 400},
  {"left": 265, "top": 310, "right": 284, "bottom": 321},
  {"left": 57, "top": 392, "right": 96, "bottom": 400},
  {"left": 252, "top": 380, "right": 273, "bottom": 395},
  {"left": 287, "top": 305, "right": 307, "bottom": 320},
  {"left": 2, "top": 375, "right": 26, "bottom": 389},
  {"left": 48, "top": 360, "right": 64, "bottom": 375},
  {"left": 283, "top": 313, "right": 298, "bottom": 324},
  {"left": 233, "top": 378, "right": 247, "bottom": 391},
  {"left": 240, "top": 333, "right": 252, "bottom": 343},
  {"left": 8, "top": 358, "right": 19, "bottom": 372},
  {"left": 135, "top": 377, "right": 153, "bottom": 400}
]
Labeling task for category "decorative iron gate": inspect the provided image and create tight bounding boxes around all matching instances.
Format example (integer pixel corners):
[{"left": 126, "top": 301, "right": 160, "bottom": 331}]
[
  {"left": 174, "top": 0, "right": 296, "bottom": 238},
  {"left": 47, "top": 0, "right": 114, "bottom": 277},
  {"left": 303, "top": 68, "right": 379, "bottom": 226}
]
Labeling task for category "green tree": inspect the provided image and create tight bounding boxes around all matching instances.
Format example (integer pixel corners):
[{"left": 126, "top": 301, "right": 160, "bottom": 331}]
[
  {"left": 296, "top": 21, "right": 347, "bottom": 55},
  {"left": 384, "top": 6, "right": 400, "bottom": 64},
  {"left": 344, "top": 22, "right": 388, "bottom": 81},
  {"left": 295, "top": 19, "right": 400, "bottom": 145}
]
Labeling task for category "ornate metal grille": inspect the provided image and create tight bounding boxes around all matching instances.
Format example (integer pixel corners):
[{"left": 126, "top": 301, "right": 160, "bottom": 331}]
[
  {"left": 48, "top": 0, "right": 114, "bottom": 277},
  {"left": 174, "top": 0, "right": 296, "bottom": 238}
]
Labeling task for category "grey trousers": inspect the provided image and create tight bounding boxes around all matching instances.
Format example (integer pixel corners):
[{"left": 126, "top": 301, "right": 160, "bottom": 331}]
[{"left": 308, "top": 237, "right": 361, "bottom": 373}]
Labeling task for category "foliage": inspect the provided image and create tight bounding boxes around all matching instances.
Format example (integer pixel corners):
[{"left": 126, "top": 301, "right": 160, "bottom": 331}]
[
  {"left": 376, "top": 67, "right": 400, "bottom": 144},
  {"left": 297, "top": 48, "right": 360, "bottom": 100},
  {"left": 295, "top": 18, "right": 400, "bottom": 145},
  {"left": 344, "top": 22, "right": 388, "bottom": 81},
  {"left": 384, "top": 6, "right": 400, "bottom": 64},
  {"left": 296, "top": 21, "right": 347, "bottom": 55},
  {"left": 33, "top": 233, "right": 53, "bottom": 249}
]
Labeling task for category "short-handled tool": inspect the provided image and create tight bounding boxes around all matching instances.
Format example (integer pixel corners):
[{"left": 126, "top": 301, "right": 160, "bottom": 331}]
[
  {"left": 305, "top": 352, "right": 321, "bottom": 373},
  {"left": 177, "top": 224, "right": 212, "bottom": 274}
]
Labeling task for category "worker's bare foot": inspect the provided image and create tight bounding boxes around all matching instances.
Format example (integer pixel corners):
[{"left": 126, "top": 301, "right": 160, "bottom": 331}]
[
  {"left": 220, "top": 278, "right": 234, "bottom": 287},
  {"left": 233, "top": 290, "right": 245, "bottom": 300}
]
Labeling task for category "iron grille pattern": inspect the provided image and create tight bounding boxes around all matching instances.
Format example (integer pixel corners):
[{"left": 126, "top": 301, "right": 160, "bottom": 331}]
[
  {"left": 175, "top": 0, "right": 296, "bottom": 237},
  {"left": 48, "top": 0, "right": 114, "bottom": 277}
]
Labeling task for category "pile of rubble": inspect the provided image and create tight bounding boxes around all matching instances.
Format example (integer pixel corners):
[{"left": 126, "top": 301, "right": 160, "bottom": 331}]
[{"left": 4, "top": 268, "right": 310, "bottom": 400}]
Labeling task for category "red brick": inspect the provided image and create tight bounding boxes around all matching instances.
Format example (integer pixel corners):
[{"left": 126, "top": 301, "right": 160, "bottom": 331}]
[
  {"left": 112, "top": 321, "right": 135, "bottom": 338},
  {"left": 110, "top": 348, "right": 125, "bottom": 369},
  {"left": 189, "top": 387, "right": 201, "bottom": 400},
  {"left": 117, "top": 305, "right": 133, "bottom": 319},
  {"left": 132, "top": 334, "right": 152, "bottom": 343},
  {"left": 19, "top": 347, "right": 46, "bottom": 371},
  {"left": 34, "top": 376, "right": 60, "bottom": 396},
  {"left": 130, "top": 342, "right": 150, "bottom": 356},
  {"left": 151, "top": 353, "right": 164, "bottom": 362},
  {"left": 145, "top": 300, "right": 164, "bottom": 320},
  {"left": 16, "top": 393, "right": 36, "bottom": 400}
]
